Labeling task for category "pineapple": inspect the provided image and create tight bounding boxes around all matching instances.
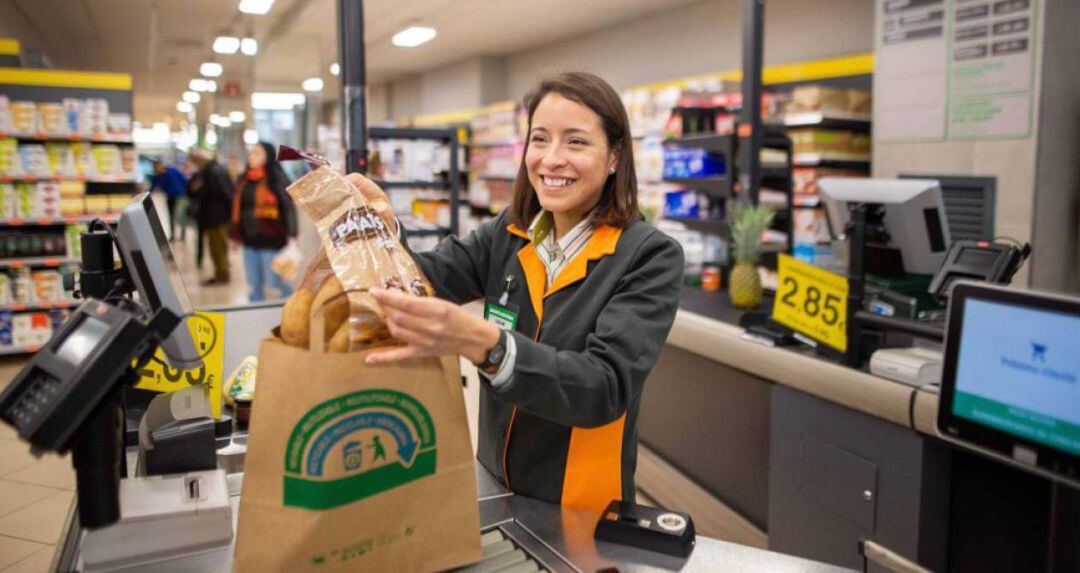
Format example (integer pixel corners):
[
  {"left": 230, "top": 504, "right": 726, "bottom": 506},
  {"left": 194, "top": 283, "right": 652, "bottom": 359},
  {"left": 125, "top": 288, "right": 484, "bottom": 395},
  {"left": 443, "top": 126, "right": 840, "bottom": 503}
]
[{"left": 728, "top": 202, "right": 775, "bottom": 309}]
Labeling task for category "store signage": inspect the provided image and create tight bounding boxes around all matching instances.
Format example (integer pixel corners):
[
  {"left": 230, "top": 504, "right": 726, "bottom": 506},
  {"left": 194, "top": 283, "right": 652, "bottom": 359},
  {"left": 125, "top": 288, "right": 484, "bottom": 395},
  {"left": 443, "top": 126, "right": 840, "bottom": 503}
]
[
  {"left": 135, "top": 311, "right": 225, "bottom": 419},
  {"left": 771, "top": 254, "right": 848, "bottom": 351}
]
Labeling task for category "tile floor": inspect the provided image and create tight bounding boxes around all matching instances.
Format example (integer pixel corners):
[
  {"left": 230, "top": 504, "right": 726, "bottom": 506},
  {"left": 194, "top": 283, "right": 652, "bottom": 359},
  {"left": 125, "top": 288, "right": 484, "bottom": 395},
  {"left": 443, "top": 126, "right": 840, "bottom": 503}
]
[{"left": 0, "top": 227, "right": 266, "bottom": 572}]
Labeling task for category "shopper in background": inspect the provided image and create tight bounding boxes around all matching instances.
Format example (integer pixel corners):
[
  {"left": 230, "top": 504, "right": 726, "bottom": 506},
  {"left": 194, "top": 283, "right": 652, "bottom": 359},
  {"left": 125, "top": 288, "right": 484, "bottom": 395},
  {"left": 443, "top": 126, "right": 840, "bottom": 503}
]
[
  {"left": 189, "top": 149, "right": 234, "bottom": 285},
  {"left": 150, "top": 158, "right": 188, "bottom": 242},
  {"left": 347, "top": 72, "right": 683, "bottom": 514},
  {"left": 232, "top": 141, "right": 297, "bottom": 301}
]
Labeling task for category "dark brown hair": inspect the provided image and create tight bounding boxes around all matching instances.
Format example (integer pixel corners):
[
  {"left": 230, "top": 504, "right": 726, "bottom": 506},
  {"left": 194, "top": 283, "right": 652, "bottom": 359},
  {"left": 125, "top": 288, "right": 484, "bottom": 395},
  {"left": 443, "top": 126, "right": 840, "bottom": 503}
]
[{"left": 509, "top": 72, "right": 640, "bottom": 230}]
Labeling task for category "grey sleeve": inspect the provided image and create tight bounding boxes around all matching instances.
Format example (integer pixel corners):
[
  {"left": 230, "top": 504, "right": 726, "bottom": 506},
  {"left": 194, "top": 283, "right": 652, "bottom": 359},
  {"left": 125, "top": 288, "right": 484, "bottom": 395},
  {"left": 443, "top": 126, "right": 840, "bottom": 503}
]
[
  {"left": 487, "top": 232, "right": 684, "bottom": 428},
  {"left": 406, "top": 213, "right": 505, "bottom": 305}
]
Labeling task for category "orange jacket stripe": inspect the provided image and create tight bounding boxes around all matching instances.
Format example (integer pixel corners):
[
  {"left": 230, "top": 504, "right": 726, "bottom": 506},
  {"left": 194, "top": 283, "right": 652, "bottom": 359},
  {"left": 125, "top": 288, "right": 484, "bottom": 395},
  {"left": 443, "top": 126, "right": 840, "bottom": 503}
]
[{"left": 561, "top": 414, "right": 626, "bottom": 514}]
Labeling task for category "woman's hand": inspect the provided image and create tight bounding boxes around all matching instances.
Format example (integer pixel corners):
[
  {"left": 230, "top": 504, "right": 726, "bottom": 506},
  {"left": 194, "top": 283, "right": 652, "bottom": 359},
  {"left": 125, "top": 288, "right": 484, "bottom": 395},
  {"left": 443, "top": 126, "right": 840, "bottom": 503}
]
[
  {"left": 366, "top": 288, "right": 501, "bottom": 366},
  {"left": 344, "top": 173, "right": 398, "bottom": 236}
]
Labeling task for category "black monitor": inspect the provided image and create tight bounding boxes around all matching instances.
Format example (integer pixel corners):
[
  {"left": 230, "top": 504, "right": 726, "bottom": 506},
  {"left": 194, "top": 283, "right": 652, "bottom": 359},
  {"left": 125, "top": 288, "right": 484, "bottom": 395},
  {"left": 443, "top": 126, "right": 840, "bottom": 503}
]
[{"left": 938, "top": 282, "right": 1080, "bottom": 487}]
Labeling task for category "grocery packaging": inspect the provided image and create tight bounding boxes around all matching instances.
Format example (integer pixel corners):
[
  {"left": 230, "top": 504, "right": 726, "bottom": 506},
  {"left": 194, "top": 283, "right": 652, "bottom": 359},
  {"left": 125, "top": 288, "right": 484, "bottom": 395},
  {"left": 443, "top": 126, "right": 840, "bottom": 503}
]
[
  {"left": 0, "top": 138, "right": 18, "bottom": 176},
  {"left": 10, "top": 101, "right": 38, "bottom": 134},
  {"left": 91, "top": 145, "right": 121, "bottom": 179},
  {"left": 38, "top": 103, "right": 66, "bottom": 136},
  {"left": 223, "top": 355, "right": 257, "bottom": 407},
  {"left": 0, "top": 96, "right": 11, "bottom": 133}
]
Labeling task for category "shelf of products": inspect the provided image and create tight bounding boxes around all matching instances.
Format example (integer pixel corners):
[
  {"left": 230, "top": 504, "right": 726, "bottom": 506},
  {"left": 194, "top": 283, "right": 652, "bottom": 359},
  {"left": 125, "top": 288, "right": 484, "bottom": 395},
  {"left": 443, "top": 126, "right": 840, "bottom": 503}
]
[
  {"left": 662, "top": 176, "right": 731, "bottom": 197},
  {"left": 781, "top": 111, "right": 872, "bottom": 130},
  {"left": 792, "top": 152, "right": 872, "bottom": 167},
  {"left": 0, "top": 132, "right": 134, "bottom": 144},
  {"left": 0, "top": 256, "right": 78, "bottom": 268},
  {"left": 368, "top": 127, "right": 462, "bottom": 236}
]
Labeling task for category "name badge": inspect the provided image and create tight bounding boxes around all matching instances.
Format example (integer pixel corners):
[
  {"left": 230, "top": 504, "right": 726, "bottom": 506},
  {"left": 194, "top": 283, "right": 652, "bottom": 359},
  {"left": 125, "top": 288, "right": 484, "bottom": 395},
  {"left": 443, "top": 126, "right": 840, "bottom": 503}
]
[{"left": 485, "top": 302, "right": 519, "bottom": 330}]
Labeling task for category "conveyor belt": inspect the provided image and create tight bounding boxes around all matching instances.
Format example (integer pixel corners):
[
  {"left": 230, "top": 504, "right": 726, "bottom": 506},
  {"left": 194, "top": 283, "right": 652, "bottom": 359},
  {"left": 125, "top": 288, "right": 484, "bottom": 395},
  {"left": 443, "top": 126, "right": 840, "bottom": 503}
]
[{"left": 452, "top": 528, "right": 551, "bottom": 573}]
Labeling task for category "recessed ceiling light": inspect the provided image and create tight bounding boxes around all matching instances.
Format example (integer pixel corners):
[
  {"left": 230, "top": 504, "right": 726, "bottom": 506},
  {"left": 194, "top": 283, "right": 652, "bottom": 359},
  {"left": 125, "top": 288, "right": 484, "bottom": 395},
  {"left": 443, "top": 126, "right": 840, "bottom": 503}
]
[
  {"left": 190, "top": 79, "right": 210, "bottom": 92},
  {"left": 392, "top": 26, "right": 436, "bottom": 48},
  {"left": 241, "top": 38, "right": 258, "bottom": 56},
  {"left": 243, "top": 129, "right": 259, "bottom": 145},
  {"left": 205, "top": 80, "right": 218, "bottom": 92},
  {"left": 209, "top": 113, "right": 223, "bottom": 124},
  {"left": 176, "top": 101, "right": 194, "bottom": 113},
  {"left": 238, "top": 0, "right": 274, "bottom": 15},
  {"left": 201, "top": 62, "right": 223, "bottom": 77},
  {"left": 182, "top": 91, "right": 200, "bottom": 103},
  {"left": 205, "top": 129, "right": 218, "bottom": 146},
  {"left": 213, "top": 36, "right": 240, "bottom": 54},
  {"left": 330, "top": 63, "right": 340, "bottom": 76},
  {"left": 229, "top": 111, "right": 246, "bottom": 123},
  {"left": 302, "top": 77, "right": 324, "bottom": 92},
  {"left": 251, "top": 92, "right": 305, "bottom": 110}
]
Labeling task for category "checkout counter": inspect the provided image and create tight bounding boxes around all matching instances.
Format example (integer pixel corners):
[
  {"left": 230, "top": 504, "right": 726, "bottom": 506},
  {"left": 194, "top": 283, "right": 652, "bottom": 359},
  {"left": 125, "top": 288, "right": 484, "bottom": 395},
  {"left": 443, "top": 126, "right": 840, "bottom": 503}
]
[{"left": 49, "top": 302, "right": 854, "bottom": 573}]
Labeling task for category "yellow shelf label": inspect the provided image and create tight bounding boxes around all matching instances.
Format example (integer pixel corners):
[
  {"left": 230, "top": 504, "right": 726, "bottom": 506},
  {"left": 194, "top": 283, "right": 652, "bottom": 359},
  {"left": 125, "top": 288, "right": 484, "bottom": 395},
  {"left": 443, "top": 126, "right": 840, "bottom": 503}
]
[
  {"left": 771, "top": 254, "right": 849, "bottom": 352},
  {"left": 135, "top": 311, "right": 225, "bottom": 419}
]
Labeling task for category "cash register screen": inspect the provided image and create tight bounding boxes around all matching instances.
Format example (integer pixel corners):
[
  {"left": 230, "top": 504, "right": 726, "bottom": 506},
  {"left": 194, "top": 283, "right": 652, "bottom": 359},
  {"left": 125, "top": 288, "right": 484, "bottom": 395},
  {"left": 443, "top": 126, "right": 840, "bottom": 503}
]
[
  {"left": 951, "top": 298, "right": 1080, "bottom": 456},
  {"left": 54, "top": 315, "right": 111, "bottom": 367}
]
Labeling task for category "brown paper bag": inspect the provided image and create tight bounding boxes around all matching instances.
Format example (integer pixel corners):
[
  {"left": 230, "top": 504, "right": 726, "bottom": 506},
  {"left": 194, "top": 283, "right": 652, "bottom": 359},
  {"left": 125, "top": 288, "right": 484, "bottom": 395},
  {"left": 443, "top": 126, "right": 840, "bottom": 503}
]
[{"left": 235, "top": 324, "right": 482, "bottom": 572}]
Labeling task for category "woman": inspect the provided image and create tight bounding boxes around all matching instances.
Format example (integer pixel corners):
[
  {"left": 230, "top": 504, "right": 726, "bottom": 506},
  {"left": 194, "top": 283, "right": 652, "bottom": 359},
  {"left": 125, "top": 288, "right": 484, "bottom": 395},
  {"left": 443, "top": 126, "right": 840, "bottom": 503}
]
[
  {"left": 232, "top": 141, "right": 297, "bottom": 301},
  {"left": 353, "top": 72, "right": 684, "bottom": 514}
]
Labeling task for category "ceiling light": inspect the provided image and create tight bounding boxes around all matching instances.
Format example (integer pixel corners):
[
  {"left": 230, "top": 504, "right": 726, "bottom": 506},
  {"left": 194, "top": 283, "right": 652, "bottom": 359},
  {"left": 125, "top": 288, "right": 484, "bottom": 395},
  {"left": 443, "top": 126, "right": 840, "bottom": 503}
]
[
  {"left": 241, "top": 38, "right": 258, "bottom": 56},
  {"left": 209, "top": 113, "right": 224, "bottom": 124},
  {"left": 243, "top": 129, "right": 259, "bottom": 145},
  {"left": 182, "top": 91, "right": 201, "bottom": 103},
  {"left": 213, "top": 36, "right": 240, "bottom": 54},
  {"left": 251, "top": 92, "right": 305, "bottom": 110},
  {"left": 190, "top": 79, "right": 210, "bottom": 92},
  {"left": 238, "top": 0, "right": 274, "bottom": 15},
  {"left": 176, "top": 101, "right": 194, "bottom": 113},
  {"left": 392, "top": 26, "right": 436, "bottom": 48},
  {"left": 229, "top": 111, "right": 246, "bottom": 123},
  {"left": 200, "top": 62, "right": 223, "bottom": 77},
  {"left": 302, "top": 77, "right": 324, "bottom": 92},
  {"left": 205, "top": 80, "right": 218, "bottom": 92},
  {"left": 205, "top": 129, "right": 218, "bottom": 146},
  {"left": 330, "top": 63, "right": 340, "bottom": 76}
]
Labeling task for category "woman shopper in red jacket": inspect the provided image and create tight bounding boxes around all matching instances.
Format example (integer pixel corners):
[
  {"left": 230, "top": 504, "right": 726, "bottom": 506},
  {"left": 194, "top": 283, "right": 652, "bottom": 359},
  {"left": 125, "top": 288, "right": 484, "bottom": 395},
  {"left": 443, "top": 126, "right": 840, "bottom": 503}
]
[{"left": 232, "top": 141, "right": 298, "bottom": 302}]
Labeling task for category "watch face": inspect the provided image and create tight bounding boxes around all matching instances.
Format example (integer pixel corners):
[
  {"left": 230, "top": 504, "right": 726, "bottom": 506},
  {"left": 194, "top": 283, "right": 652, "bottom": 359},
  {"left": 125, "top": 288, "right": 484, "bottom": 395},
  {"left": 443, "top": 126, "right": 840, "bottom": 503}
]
[{"left": 488, "top": 344, "right": 505, "bottom": 365}]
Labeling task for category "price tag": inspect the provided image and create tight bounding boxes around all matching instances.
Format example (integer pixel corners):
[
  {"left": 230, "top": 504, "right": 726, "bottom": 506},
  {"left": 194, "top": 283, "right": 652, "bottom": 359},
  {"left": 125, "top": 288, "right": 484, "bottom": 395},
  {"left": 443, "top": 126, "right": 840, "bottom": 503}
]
[
  {"left": 771, "top": 254, "right": 848, "bottom": 352},
  {"left": 135, "top": 311, "right": 225, "bottom": 419}
]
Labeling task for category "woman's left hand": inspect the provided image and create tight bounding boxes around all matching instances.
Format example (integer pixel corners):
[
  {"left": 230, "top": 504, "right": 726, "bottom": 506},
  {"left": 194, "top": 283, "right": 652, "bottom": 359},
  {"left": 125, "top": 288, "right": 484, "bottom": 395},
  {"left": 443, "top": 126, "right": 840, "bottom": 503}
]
[{"left": 366, "top": 288, "right": 501, "bottom": 365}]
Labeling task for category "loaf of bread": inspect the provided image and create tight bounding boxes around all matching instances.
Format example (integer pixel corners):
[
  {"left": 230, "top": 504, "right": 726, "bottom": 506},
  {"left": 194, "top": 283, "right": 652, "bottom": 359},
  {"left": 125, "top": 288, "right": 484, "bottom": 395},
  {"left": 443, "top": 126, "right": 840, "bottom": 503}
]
[{"left": 283, "top": 166, "right": 433, "bottom": 351}]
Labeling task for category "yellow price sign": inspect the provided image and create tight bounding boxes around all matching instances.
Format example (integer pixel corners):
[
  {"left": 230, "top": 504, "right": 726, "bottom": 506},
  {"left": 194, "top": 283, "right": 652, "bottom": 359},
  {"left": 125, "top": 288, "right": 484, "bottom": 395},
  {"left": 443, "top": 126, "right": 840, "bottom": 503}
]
[
  {"left": 135, "top": 311, "right": 225, "bottom": 419},
  {"left": 771, "top": 254, "right": 849, "bottom": 352}
]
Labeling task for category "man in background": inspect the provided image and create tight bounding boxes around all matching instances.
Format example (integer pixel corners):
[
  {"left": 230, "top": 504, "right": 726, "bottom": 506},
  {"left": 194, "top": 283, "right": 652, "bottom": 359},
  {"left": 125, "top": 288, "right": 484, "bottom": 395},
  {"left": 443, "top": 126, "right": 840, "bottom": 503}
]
[
  {"left": 150, "top": 158, "right": 188, "bottom": 241},
  {"left": 188, "top": 149, "right": 234, "bottom": 285}
]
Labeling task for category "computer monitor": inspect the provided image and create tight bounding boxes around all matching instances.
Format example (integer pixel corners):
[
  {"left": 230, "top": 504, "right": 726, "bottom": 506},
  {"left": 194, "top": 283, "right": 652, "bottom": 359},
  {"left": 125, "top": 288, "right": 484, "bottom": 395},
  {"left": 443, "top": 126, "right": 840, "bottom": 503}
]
[
  {"left": 116, "top": 193, "right": 200, "bottom": 369},
  {"left": 938, "top": 282, "right": 1080, "bottom": 487},
  {"left": 820, "top": 178, "right": 951, "bottom": 274}
]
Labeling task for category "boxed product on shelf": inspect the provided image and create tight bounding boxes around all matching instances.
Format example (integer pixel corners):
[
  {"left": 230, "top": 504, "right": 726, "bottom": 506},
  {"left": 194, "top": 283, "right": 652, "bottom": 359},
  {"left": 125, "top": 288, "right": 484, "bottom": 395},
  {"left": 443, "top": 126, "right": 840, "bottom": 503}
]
[
  {"left": 10, "top": 101, "right": 38, "bottom": 134},
  {"left": 0, "top": 96, "right": 11, "bottom": 133},
  {"left": 793, "top": 166, "right": 869, "bottom": 197},
  {"left": 62, "top": 99, "right": 82, "bottom": 135},
  {"left": 39, "top": 103, "right": 67, "bottom": 136},
  {"left": 107, "top": 193, "right": 131, "bottom": 211},
  {"left": 84, "top": 99, "right": 109, "bottom": 136},
  {"left": 12, "top": 312, "right": 52, "bottom": 348},
  {"left": 59, "top": 180, "right": 84, "bottom": 197},
  {"left": 120, "top": 147, "right": 137, "bottom": 178},
  {"left": 788, "top": 129, "right": 870, "bottom": 156},
  {"left": 107, "top": 113, "right": 132, "bottom": 137},
  {"left": 787, "top": 86, "right": 871, "bottom": 114},
  {"left": 71, "top": 142, "right": 91, "bottom": 177},
  {"left": 664, "top": 190, "right": 700, "bottom": 219},
  {"left": 65, "top": 226, "right": 81, "bottom": 259},
  {"left": 48, "top": 308, "right": 71, "bottom": 334},
  {"left": 31, "top": 269, "right": 64, "bottom": 302},
  {"left": 35, "top": 182, "right": 61, "bottom": 217},
  {"left": 60, "top": 197, "right": 84, "bottom": 216},
  {"left": 0, "top": 311, "right": 11, "bottom": 347},
  {"left": 45, "top": 142, "right": 76, "bottom": 177},
  {"left": 85, "top": 195, "right": 111, "bottom": 214},
  {"left": 18, "top": 144, "right": 51, "bottom": 177},
  {"left": 91, "top": 144, "right": 121, "bottom": 179},
  {"left": 11, "top": 268, "right": 32, "bottom": 303},
  {"left": 14, "top": 183, "right": 33, "bottom": 218},
  {"left": 632, "top": 136, "right": 665, "bottom": 184},
  {"left": 662, "top": 147, "right": 726, "bottom": 179},
  {"left": 0, "top": 138, "right": 18, "bottom": 176},
  {"left": 0, "top": 184, "right": 13, "bottom": 218},
  {"left": 0, "top": 273, "right": 10, "bottom": 305}
]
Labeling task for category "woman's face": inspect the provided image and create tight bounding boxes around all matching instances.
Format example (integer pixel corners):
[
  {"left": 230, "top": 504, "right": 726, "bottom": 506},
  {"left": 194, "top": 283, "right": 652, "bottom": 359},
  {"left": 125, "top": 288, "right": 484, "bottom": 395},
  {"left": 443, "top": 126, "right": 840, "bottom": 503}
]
[
  {"left": 247, "top": 144, "right": 266, "bottom": 169},
  {"left": 525, "top": 93, "right": 616, "bottom": 219}
]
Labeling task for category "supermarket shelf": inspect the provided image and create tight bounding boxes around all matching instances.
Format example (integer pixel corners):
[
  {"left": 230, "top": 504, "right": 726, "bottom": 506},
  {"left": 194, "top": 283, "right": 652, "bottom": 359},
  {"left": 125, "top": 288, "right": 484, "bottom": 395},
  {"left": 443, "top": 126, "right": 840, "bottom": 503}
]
[
  {"left": 662, "top": 133, "right": 733, "bottom": 154},
  {"left": 0, "top": 175, "right": 139, "bottom": 184},
  {"left": 664, "top": 216, "right": 728, "bottom": 234},
  {"left": 0, "top": 131, "right": 134, "bottom": 144},
  {"left": 0, "top": 345, "right": 39, "bottom": 356},
  {"left": 792, "top": 152, "right": 871, "bottom": 168},
  {"left": 0, "top": 300, "right": 78, "bottom": 312},
  {"left": 0, "top": 256, "right": 78, "bottom": 268},
  {"left": 662, "top": 176, "right": 731, "bottom": 197},
  {"left": 781, "top": 111, "right": 872, "bottom": 130},
  {"left": 761, "top": 166, "right": 791, "bottom": 180},
  {"left": 369, "top": 127, "right": 456, "bottom": 141},
  {"left": 374, "top": 180, "right": 450, "bottom": 190},
  {"left": 476, "top": 173, "right": 517, "bottom": 181},
  {"left": 0, "top": 214, "right": 120, "bottom": 226},
  {"left": 793, "top": 194, "right": 822, "bottom": 207}
]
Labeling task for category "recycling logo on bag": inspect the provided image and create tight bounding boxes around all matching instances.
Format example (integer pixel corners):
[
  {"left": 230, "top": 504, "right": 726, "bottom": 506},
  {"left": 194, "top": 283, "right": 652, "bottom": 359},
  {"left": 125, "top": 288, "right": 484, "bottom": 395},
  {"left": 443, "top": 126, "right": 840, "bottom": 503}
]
[{"left": 283, "top": 389, "right": 436, "bottom": 510}]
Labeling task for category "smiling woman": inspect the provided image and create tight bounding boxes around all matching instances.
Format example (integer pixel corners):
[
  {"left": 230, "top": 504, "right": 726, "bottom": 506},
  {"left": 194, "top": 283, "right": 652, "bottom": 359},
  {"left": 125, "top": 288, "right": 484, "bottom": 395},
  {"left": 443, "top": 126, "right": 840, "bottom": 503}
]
[{"left": 348, "top": 71, "right": 684, "bottom": 515}]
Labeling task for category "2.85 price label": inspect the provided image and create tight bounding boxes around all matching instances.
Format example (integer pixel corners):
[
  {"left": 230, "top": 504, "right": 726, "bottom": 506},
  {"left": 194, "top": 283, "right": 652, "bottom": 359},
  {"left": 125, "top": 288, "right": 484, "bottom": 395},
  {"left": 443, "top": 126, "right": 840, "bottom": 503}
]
[{"left": 771, "top": 254, "right": 848, "bottom": 351}]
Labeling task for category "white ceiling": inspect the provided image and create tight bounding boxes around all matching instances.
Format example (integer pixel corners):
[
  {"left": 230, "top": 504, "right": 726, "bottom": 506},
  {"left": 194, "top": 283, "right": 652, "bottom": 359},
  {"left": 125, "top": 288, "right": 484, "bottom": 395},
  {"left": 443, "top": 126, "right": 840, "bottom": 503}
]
[{"left": 1, "top": 0, "right": 701, "bottom": 124}]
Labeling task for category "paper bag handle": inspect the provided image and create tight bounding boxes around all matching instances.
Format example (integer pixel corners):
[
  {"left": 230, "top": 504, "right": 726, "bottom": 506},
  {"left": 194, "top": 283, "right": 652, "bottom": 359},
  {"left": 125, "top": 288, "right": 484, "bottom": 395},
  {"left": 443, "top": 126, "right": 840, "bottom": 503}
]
[{"left": 307, "top": 287, "right": 375, "bottom": 353}]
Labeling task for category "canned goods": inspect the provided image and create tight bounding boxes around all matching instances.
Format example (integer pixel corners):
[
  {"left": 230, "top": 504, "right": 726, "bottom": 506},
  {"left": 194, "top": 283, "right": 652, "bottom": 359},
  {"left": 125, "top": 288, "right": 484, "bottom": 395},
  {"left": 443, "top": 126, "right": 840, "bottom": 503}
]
[{"left": 702, "top": 265, "right": 721, "bottom": 291}]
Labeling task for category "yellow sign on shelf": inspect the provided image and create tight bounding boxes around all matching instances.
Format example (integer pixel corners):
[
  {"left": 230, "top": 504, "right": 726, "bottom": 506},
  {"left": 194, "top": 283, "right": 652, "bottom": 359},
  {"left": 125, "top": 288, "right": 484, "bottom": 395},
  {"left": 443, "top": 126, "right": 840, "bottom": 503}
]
[
  {"left": 135, "top": 311, "right": 225, "bottom": 419},
  {"left": 772, "top": 254, "right": 849, "bottom": 352}
]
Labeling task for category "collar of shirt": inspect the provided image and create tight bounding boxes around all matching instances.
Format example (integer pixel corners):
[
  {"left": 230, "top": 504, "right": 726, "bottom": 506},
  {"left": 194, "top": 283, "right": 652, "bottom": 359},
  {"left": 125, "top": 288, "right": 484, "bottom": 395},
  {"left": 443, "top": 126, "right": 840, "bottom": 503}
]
[{"left": 527, "top": 210, "right": 596, "bottom": 281}]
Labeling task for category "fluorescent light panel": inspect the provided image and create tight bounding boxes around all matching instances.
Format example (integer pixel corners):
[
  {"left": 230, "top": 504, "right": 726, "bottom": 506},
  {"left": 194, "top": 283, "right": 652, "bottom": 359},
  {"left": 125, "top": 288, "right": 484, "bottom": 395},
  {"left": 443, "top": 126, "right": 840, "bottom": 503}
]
[
  {"left": 392, "top": 26, "right": 436, "bottom": 48},
  {"left": 330, "top": 63, "right": 340, "bottom": 76},
  {"left": 302, "top": 77, "right": 323, "bottom": 92},
  {"left": 190, "top": 79, "right": 209, "bottom": 92},
  {"left": 241, "top": 38, "right": 258, "bottom": 55},
  {"left": 213, "top": 36, "right": 240, "bottom": 54},
  {"left": 176, "top": 101, "right": 194, "bottom": 113},
  {"left": 243, "top": 129, "right": 259, "bottom": 145},
  {"left": 238, "top": 0, "right": 274, "bottom": 15},
  {"left": 182, "top": 91, "right": 200, "bottom": 103},
  {"left": 201, "top": 62, "right": 223, "bottom": 77},
  {"left": 229, "top": 111, "right": 246, "bottom": 122}
]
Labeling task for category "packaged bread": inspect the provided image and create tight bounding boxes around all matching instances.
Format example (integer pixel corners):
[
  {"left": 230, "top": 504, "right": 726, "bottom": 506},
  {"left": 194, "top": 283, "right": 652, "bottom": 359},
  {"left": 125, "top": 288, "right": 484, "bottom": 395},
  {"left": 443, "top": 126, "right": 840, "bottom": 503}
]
[{"left": 285, "top": 165, "right": 432, "bottom": 351}]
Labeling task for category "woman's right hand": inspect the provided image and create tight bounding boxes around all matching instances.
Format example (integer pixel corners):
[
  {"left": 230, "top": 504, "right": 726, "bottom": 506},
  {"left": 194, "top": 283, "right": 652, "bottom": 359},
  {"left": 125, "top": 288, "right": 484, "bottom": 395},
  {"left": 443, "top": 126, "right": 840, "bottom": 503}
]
[{"left": 344, "top": 173, "right": 398, "bottom": 236}]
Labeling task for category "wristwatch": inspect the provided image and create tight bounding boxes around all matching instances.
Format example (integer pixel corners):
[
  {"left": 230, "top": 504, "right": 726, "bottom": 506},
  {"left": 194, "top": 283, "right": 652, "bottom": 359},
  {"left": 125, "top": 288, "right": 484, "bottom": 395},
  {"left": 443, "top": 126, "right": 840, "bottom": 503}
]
[{"left": 478, "top": 329, "right": 509, "bottom": 373}]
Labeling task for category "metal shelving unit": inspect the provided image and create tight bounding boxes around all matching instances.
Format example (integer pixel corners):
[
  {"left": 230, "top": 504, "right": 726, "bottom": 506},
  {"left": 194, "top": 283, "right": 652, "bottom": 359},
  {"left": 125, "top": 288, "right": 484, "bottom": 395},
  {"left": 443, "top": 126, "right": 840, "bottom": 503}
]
[{"left": 368, "top": 126, "right": 462, "bottom": 237}]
